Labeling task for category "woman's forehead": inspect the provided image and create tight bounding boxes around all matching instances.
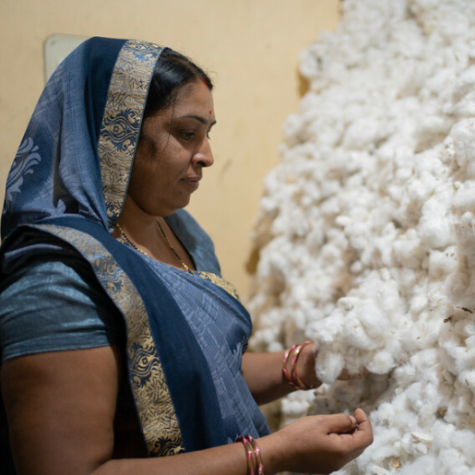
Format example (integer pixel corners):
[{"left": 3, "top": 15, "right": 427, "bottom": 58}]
[
  {"left": 147, "top": 81, "right": 215, "bottom": 125},
  {"left": 173, "top": 81, "right": 214, "bottom": 114}
]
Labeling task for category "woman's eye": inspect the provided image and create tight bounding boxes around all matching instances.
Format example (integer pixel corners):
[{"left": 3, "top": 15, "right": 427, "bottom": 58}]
[{"left": 180, "top": 131, "right": 195, "bottom": 141}]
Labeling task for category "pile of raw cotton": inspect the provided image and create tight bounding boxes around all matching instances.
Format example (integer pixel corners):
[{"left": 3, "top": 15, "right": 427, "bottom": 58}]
[{"left": 248, "top": 0, "right": 475, "bottom": 473}]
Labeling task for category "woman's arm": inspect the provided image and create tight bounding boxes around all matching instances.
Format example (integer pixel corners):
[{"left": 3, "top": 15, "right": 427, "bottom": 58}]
[
  {"left": 242, "top": 343, "right": 324, "bottom": 405},
  {"left": 241, "top": 345, "right": 318, "bottom": 405},
  {"left": 242, "top": 344, "right": 367, "bottom": 405},
  {"left": 2, "top": 346, "right": 372, "bottom": 475}
]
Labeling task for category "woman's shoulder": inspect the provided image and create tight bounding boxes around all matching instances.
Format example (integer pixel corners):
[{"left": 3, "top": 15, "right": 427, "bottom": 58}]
[
  {"left": 0, "top": 254, "right": 124, "bottom": 363},
  {"left": 2, "top": 252, "right": 94, "bottom": 281},
  {"left": 1, "top": 253, "right": 107, "bottom": 298}
]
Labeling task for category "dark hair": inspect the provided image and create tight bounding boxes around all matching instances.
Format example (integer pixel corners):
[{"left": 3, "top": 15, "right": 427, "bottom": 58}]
[{"left": 143, "top": 48, "right": 213, "bottom": 119}]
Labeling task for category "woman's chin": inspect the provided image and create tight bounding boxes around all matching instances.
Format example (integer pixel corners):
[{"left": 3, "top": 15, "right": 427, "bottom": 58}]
[{"left": 158, "top": 198, "right": 191, "bottom": 217}]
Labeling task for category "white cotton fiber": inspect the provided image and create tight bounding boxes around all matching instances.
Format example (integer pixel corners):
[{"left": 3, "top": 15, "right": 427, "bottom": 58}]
[{"left": 248, "top": 0, "right": 475, "bottom": 473}]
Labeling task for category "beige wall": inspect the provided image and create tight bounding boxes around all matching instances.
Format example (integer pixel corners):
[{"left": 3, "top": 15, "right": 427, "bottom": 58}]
[{"left": 0, "top": 0, "right": 339, "bottom": 297}]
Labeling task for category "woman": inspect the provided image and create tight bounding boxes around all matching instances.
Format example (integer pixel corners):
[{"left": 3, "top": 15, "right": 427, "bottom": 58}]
[{"left": 0, "top": 37, "right": 372, "bottom": 475}]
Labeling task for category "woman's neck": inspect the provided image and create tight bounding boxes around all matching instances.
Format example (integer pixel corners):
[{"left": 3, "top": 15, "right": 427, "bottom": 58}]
[{"left": 114, "top": 195, "right": 195, "bottom": 272}]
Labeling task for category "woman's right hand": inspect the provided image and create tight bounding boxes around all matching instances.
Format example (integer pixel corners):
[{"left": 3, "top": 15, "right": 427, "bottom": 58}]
[{"left": 259, "top": 408, "right": 373, "bottom": 474}]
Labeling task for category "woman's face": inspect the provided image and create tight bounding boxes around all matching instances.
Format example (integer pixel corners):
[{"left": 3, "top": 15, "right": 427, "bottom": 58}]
[{"left": 126, "top": 80, "right": 215, "bottom": 217}]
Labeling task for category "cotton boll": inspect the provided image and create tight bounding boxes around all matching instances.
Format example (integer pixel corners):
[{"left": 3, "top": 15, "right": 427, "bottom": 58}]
[
  {"left": 450, "top": 427, "right": 475, "bottom": 462},
  {"left": 393, "top": 234, "right": 424, "bottom": 268},
  {"left": 398, "top": 455, "right": 437, "bottom": 475},
  {"left": 438, "top": 448, "right": 470, "bottom": 475},
  {"left": 415, "top": 115, "right": 452, "bottom": 153},
  {"left": 366, "top": 350, "right": 397, "bottom": 374},
  {"left": 315, "top": 349, "right": 345, "bottom": 383},
  {"left": 356, "top": 299, "right": 389, "bottom": 338},
  {"left": 343, "top": 117, "right": 385, "bottom": 151},
  {"left": 418, "top": 203, "right": 454, "bottom": 251},
  {"left": 393, "top": 363, "right": 417, "bottom": 386},
  {"left": 452, "top": 182, "right": 475, "bottom": 215},
  {"left": 344, "top": 313, "right": 382, "bottom": 351},
  {"left": 282, "top": 114, "right": 305, "bottom": 146},
  {"left": 439, "top": 136, "right": 455, "bottom": 165},
  {"left": 356, "top": 426, "right": 404, "bottom": 466},
  {"left": 400, "top": 430, "right": 431, "bottom": 456},
  {"left": 281, "top": 390, "right": 315, "bottom": 419},
  {"left": 458, "top": 370, "right": 475, "bottom": 393},
  {"left": 372, "top": 402, "right": 396, "bottom": 428},
  {"left": 362, "top": 465, "right": 392, "bottom": 475},
  {"left": 428, "top": 249, "right": 457, "bottom": 279},
  {"left": 452, "top": 90, "right": 475, "bottom": 118},
  {"left": 450, "top": 119, "right": 475, "bottom": 178},
  {"left": 451, "top": 66, "right": 475, "bottom": 104},
  {"left": 411, "top": 347, "right": 438, "bottom": 368}
]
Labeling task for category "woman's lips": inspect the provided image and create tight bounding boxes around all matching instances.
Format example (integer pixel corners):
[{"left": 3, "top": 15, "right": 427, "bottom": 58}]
[{"left": 180, "top": 176, "right": 201, "bottom": 191}]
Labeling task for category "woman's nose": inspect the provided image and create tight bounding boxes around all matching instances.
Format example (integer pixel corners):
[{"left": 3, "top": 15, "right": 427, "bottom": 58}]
[{"left": 193, "top": 139, "right": 214, "bottom": 167}]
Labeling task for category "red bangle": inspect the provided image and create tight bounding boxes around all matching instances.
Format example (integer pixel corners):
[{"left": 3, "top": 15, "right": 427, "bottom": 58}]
[
  {"left": 236, "top": 435, "right": 255, "bottom": 475},
  {"left": 282, "top": 343, "right": 297, "bottom": 385},
  {"left": 236, "top": 435, "right": 263, "bottom": 475},
  {"left": 248, "top": 436, "right": 264, "bottom": 475},
  {"left": 283, "top": 341, "right": 314, "bottom": 389}
]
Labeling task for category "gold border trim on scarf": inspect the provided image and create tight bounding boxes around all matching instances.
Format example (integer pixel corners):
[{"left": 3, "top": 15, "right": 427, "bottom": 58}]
[
  {"left": 34, "top": 224, "right": 185, "bottom": 457},
  {"left": 97, "top": 40, "right": 164, "bottom": 232},
  {"left": 195, "top": 271, "right": 241, "bottom": 302},
  {"left": 117, "top": 238, "right": 242, "bottom": 301}
]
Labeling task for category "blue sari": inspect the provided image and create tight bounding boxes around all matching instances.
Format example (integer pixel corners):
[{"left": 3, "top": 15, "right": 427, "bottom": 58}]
[{"left": 0, "top": 37, "right": 269, "bottom": 470}]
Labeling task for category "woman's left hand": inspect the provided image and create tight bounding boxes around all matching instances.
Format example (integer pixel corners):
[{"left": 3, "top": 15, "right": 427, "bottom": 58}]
[
  {"left": 242, "top": 344, "right": 369, "bottom": 406},
  {"left": 296, "top": 343, "right": 369, "bottom": 388},
  {"left": 293, "top": 342, "right": 322, "bottom": 389}
]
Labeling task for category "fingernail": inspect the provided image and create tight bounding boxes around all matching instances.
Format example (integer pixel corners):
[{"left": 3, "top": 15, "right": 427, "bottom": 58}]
[{"left": 350, "top": 416, "right": 357, "bottom": 425}]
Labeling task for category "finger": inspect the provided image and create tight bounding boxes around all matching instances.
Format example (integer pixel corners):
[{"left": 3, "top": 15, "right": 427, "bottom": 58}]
[
  {"left": 325, "top": 413, "right": 358, "bottom": 434},
  {"left": 354, "top": 408, "right": 372, "bottom": 432},
  {"left": 350, "top": 409, "right": 373, "bottom": 447}
]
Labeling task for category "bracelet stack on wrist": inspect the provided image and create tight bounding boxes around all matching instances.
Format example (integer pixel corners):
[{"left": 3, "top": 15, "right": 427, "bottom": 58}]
[
  {"left": 282, "top": 340, "right": 315, "bottom": 390},
  {"left": 236, "top": 435, "right": 264, "bottom": 475}
]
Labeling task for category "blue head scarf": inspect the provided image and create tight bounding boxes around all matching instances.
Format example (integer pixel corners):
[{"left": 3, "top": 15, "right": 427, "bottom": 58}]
[{"left": 2, "top": 37, "right": 158, "bottom": 235}]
